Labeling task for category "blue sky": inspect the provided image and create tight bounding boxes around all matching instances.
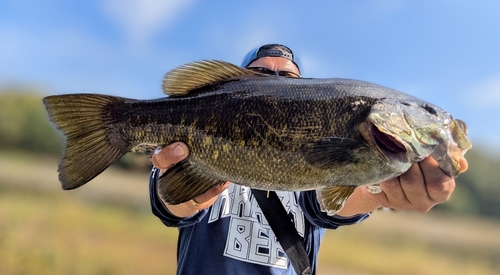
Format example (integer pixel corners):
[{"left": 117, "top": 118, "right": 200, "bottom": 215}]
[{"left": 1, "top": 0, "right": 499, "bottom": 152}]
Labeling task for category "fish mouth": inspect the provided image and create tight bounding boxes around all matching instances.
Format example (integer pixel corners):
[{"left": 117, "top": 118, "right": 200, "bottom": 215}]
[{"left": 370, "top": 124, "right": 408, "bottom": 160}]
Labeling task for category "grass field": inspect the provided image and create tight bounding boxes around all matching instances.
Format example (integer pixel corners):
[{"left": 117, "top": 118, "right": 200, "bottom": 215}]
[{"left": 1, "top": 151, "right": 499, "bottom": 275}]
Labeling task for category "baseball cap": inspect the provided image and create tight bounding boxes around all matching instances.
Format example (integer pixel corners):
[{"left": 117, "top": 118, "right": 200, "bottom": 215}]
[{"left": 241, "top": 44, "right": 301, "bottom": 73}]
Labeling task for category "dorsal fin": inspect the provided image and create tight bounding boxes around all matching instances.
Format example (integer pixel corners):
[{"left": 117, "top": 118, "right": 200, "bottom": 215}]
[{"left": 162, "top": 60, "right": 258, "bottom": 96}]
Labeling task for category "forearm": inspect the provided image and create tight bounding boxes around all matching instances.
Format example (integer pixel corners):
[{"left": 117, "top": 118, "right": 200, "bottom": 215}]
[{"left": 300, "top": 191, "right": 371, "bottom": 229}]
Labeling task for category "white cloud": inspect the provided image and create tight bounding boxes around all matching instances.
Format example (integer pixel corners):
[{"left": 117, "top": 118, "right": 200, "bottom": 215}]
[
  {"left": 100, "top": 0, "right": 197, "bottom": 45},
  {"left": 466, "top": 75, "right": 500, "bottom": 108}
]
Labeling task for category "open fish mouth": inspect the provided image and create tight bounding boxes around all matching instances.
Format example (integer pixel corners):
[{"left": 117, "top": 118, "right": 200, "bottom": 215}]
[{"left": 370, "top": 124, "right": 408, "bottom": 160}]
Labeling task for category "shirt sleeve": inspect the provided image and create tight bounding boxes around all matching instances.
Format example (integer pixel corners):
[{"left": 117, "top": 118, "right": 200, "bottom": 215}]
[
  {"left": 149, "top": 167, "right": 208, "bottom": 228},
  {"left": 299, "top": 190, "right": 370, "bottom": 229}
]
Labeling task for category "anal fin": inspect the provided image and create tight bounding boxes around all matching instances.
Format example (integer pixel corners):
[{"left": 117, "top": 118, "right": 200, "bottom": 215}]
[
  {"left": 316, "top": 186, "right": 357, "bottom": 216},
  {"left": 157, "top": 159, "right": 226, "bottom": 204}
]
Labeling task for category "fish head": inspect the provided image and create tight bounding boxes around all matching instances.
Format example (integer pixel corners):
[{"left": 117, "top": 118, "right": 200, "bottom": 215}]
[{"left": 364, "top": 98, "right": 471, "bottom": 177}]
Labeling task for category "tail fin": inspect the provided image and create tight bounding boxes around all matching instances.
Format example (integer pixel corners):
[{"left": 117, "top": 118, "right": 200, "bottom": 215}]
[{"left": 43, "top": 94, "right": 130, "bottom": 190}]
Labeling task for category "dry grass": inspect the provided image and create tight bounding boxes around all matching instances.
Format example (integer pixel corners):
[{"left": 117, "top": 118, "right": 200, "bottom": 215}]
[
  {"left": 320, "top": 210, "right": 500, "bottom": 275},
  {"left": 0, "top": 152, "right": 178, "bottom": 275},
  {"left": 0, "top": 189, "right": 178, "bottom": 275},
  {"left": 1, "top": 151, "right": 499, "bottom": 275}
]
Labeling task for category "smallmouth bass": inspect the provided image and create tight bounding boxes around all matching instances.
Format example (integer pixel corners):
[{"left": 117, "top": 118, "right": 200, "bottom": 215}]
[{"left": 43, "top": 60, "right": 471, "bottom": 214}]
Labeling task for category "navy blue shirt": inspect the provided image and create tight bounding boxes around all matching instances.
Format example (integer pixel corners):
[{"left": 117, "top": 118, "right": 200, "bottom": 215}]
[{"left": 150, "top": 168, "right": 370, "bottom": 275}]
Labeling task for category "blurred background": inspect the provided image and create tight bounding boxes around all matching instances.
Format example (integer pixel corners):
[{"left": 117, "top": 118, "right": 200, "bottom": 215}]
[{"left": 1, "top": 1, "right": 499, "bottom": 274}]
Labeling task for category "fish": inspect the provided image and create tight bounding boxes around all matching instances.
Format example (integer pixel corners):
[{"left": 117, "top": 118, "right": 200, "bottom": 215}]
[{"left": 43, "top": 60, "right": 472, "bottom": 215}]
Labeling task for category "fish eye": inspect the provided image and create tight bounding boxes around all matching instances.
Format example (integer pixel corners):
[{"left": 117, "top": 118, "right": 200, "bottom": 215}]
[{"left": 422, "top": 104, "right": 438, "bottom": 115}]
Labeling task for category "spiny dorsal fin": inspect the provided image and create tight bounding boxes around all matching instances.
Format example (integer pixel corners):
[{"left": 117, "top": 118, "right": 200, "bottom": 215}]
[{"left": 162, "top": 60, "right": 258, "bottom": 96}]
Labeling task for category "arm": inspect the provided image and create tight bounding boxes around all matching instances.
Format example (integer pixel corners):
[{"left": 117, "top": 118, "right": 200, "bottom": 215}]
[
  {"left": 151, "top": 142, "right": 231, "bottom": 218},
  {"left": 336, "top": 156, "right": 469, "bottom": 217}
]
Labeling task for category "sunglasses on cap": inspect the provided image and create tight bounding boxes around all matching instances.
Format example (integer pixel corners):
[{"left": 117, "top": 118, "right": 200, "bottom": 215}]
[{"left": 247, "top": 67, "right": 300, "bottom": 78}]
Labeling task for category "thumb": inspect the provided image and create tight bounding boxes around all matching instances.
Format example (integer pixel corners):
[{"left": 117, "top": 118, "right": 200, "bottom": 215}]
[{"left": 151, "top": 142, "right": 189, "bottom": 170}]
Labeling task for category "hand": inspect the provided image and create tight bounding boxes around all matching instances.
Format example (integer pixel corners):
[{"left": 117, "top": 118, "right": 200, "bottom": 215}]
[
  {"left": 337, "top": 156, "right": 468, "bottom": 216},
  {"left": 152, "top": 142, "right": 231, "bottom": 217}
]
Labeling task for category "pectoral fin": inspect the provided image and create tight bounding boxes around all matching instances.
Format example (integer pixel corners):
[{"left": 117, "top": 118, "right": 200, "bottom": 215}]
[
  {"left": 157, "top": 159, "right": 226, "bottom": 204},
  {"left": 302, "top": 137, "right": 361, "bottom": 169},
  {"left": 316, "top": 186, "right": 357, "bottom": 216}
]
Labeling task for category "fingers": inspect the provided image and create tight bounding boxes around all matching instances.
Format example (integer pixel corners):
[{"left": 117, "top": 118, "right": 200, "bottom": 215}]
[
  {"left": 397, "top": 162, "right": 435, "bottom": 211},
  {"left": 378, "top": 177, "right": 408, "bottom": 206},
  {"left": 372, "top": 174, "right": 430, "bottom": 212},
  {"left": 419, "top": 157, "right": 456, "bottom": 204},
  {"left": 366, "top": 157, "right": 457, "bottom": 213},
  {"left": 151, "top": 142, "right": 189, "bottom": 174}
]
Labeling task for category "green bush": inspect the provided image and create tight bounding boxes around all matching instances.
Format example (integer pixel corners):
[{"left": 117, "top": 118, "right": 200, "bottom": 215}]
[
  {"left": 0, "top": 90, "right": 63, "bottom": 154},
  {"left": 0, "top": 89, "right": 152, "bottom": 171}
]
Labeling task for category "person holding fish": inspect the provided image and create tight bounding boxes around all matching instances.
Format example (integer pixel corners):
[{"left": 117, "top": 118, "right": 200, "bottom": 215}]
[
  {"left": 148, "top": 44, "right": 469, "bottom": 275},
  {"left": 43, "top": 42, "right": 470, "bottom": 274}
]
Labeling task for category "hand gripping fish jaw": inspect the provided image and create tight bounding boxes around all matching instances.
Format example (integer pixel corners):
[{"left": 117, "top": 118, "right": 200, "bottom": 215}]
[{"left": 367, "top": 98, "right": 471, "bottom": 177}]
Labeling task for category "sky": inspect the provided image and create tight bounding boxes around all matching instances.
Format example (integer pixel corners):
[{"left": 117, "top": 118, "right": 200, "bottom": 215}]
[{"left": 1, "top": 0, "right": 499, "bottom": 153}]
